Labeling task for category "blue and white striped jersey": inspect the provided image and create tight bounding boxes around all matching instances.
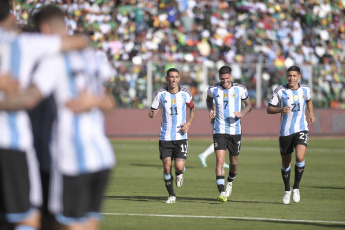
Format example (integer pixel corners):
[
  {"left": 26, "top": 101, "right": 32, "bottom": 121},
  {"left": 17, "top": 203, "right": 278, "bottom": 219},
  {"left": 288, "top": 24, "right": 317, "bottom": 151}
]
[
  {"left": 32, "top": 48, "right": 115, "bottom": 176},
  {"left": 0, "top": 29, "right": 61, "bottom": 152},
  {"left": 269, "top": 84, "right": 311, "bottom": 136},
  {"left": 151, "top": 87, "right": 193, "bottom": 141},
  {"left": 207, "top": 83, "right": 248, "bottom": 135}
]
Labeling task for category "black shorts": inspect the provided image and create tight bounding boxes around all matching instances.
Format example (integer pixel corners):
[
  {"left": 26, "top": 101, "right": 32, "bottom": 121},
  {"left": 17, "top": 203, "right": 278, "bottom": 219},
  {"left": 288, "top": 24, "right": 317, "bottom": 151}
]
[
  {"left": 55, "top": 169, "right": 111, "bottom": 224},
  {"left": 0, "top": 148, "right": 31, "bottom": 222},
  {"left": 213, "top": 134, "right": 242, "bottom": 156},
  {"left": 279, "top": 131, "right": 309, "bottom": 155},
  {"left": 159, "top": 140, "right": 188, "bottom": 160}
]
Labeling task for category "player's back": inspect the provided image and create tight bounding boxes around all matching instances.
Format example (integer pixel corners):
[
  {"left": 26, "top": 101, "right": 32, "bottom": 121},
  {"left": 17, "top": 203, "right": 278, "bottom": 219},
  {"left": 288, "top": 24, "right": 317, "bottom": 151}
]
[
  {"left": 0, "top": 30, "right": 60, "bottom": 151},
  {"left": 32, "top": 48, "right": 115, "bottom": 175}
]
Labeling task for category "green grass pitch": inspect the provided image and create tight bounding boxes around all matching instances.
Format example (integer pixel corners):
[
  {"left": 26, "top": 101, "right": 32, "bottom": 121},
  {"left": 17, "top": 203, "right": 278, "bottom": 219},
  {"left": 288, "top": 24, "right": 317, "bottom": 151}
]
[{"left": 101, "top": 138, "right": 345, "bottom": 230}]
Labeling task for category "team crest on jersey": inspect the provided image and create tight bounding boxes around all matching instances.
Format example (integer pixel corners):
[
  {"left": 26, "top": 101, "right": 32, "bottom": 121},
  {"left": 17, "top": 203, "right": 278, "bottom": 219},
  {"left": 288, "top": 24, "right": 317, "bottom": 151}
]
[
  {"left": 171, "top": 99, "right": 176, "bottom": 104},
  {"left": 224, "top": 93, "right": 228, "bottom": 98},
  {"left": 294, "top": 95, "right": 299, "bottom": 101},
  {"left": 302, "top": 94, "right": 305, "bottom": 99},
  {"left": 232, "top": 93, "right": 236, "bottom": 98}
]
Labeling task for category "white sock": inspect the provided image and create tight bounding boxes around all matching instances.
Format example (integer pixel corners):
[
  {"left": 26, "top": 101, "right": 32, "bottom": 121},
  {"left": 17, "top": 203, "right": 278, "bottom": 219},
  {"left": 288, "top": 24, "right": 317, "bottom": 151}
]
[{"left": 200, "top": 144, "right": 214, "bottom": 158}]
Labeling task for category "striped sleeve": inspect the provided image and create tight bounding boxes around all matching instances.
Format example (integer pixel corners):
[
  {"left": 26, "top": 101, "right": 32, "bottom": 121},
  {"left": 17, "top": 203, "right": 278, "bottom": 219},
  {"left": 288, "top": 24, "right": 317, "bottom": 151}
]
[
  {"left": 151, "top": 89, "right": 165, "bottom": 109},
  {"left": 269, "top": 85, "right": 283, "bottom": 106}
]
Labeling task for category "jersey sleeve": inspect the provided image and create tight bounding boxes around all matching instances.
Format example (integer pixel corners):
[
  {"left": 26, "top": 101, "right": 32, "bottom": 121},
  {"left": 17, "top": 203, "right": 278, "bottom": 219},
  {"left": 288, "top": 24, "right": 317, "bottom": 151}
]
[
  {"left": 32, "top": 56, "right": 59, "bottom": 97},
  {"left": 306, "top": 86, "right": 311, "bottom": 101},
  {"left": 185, "top": 89, "right": 194, "bottom": 108},
  {"left": 241, "top": 86, "right": 249, "bottom": 100},
  {"left": 269, "top": 87, "right": 280, "bottom": 107},
  {"left": 151, "top": 91, "right": 161, "bottom": 110}
]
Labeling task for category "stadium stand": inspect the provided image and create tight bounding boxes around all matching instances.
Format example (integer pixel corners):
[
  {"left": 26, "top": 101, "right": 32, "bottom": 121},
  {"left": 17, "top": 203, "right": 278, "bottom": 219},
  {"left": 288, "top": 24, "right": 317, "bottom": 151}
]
[{"left": 13, "top": 0, "right": 345, "bottom": 109}]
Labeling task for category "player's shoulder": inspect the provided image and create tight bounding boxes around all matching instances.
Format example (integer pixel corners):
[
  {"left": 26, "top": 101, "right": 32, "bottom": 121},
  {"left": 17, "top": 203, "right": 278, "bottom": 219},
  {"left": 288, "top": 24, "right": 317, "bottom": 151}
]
[
  {"left": 180, "top": 87, "right": 192, "bottom": 97},
  {"left": 273, "top": 84, "right": 286, "bottom": 94},
  {"left": 208, "top": 83, "right": 222, "bottom": 90},
  {"left": 300, "top": 84, "right": 310, "bottom": 90},
  {"left": 232, "top": 82, "right": 247, "bottom": 90},
  {"left": 154, "top": 87, "right": 168, "bottom": 97}
]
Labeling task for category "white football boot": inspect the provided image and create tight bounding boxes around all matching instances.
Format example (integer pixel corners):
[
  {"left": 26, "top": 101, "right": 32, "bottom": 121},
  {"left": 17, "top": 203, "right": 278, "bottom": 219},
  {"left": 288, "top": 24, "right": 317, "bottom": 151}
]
[
  {"left": 282, "top": 189, "right": 291, "bottom": 204},
  {"left": 165, "top": 196, "right": 176, "bottom": 204},
  {"left": 292, "top": 189, "right": 300, "bottom": 203}
]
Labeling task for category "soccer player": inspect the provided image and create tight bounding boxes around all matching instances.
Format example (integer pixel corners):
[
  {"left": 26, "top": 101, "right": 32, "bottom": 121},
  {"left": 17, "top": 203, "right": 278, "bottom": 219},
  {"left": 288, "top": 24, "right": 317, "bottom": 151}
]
[
  {"left": 0, "top": 5, "right": 116, "bottom": 230},
  {"left": 0, "top": 2, "right": 88, "bottom": 230},
  {"left": 206, "top": 65, "right": 252, "bottom": 202},
  {"left": 148, "top": 68, "right": 196, "bottom": 203},
  {"left": 267, "top": 65, "right": 316, "bottom": 204}
]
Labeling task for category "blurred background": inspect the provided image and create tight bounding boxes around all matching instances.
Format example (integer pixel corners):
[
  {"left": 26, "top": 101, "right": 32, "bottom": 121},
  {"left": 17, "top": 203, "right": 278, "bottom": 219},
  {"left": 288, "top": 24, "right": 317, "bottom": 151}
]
[{"left": 12, "top": 0, "right": 345, "bottom": 110}]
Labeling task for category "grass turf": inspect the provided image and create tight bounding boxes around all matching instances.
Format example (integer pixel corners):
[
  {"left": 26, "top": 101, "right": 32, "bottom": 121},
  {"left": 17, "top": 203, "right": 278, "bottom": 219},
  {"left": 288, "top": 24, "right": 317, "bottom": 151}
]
[{"left": 101, "top": 138, "right": 345, "bottom": 230}]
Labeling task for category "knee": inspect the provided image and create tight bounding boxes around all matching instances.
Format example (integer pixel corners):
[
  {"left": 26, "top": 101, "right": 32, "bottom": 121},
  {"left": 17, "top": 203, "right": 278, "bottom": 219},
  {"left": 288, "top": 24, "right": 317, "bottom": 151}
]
[{"left": 175, "top": 165, "right": 185, "bottom": 173}]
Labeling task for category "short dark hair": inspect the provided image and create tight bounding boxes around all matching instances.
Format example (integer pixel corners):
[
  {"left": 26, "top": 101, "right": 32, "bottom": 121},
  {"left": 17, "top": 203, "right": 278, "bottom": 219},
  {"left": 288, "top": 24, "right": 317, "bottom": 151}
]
[
  {"left": 32, "top": 5, "right": 65, "bottom": 30},
  {"left": 287, "top": 65, "right": 301, "bottom": 74},
  {"left": 166, "top": 68, "right": 179, "bottom": 76},
  {"left": 0, "top": 0, "right": 11, "bottom": 22},
  {"left": 219, "top": 66, "right": 232, "bottom": 75}
]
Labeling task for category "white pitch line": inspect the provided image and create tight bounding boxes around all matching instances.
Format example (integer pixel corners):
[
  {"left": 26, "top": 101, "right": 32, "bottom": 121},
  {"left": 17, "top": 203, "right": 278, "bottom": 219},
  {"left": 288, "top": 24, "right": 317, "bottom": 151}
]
[{"left": 102, "top": 213, "right": 345, "bottom": 225}]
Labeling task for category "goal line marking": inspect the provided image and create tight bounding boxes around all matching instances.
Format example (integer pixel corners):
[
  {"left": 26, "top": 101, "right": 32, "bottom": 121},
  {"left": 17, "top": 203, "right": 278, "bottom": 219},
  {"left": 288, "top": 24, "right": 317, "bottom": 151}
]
[{"left": 102, "top": 213, "right": 345, "bottom": 225}]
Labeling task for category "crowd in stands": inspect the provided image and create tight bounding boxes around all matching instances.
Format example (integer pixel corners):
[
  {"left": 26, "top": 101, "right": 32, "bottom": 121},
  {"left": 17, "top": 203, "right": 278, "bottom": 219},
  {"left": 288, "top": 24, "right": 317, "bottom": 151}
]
[{"left": 14, "top": 0, "right": 345, "bottom": 109}]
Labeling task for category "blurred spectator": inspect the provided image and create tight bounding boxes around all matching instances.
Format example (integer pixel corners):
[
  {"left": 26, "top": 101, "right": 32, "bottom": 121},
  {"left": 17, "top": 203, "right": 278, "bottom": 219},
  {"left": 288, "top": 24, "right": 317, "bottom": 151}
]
[{"left": 14, "top": 0, "right": 345, "bottom": 109}]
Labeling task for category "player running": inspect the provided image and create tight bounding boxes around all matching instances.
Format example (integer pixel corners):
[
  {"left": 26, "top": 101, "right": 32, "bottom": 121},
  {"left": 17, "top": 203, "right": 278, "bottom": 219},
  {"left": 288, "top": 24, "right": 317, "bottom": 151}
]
[
  {"left": 207, "top": 65, "right": 252, "bottom": 202},
  {"left": 267, "top": 65, "right": 316, "bottom": 204},
  {"left": 148, "top": 68, "right": 196, "bottom": 204}
]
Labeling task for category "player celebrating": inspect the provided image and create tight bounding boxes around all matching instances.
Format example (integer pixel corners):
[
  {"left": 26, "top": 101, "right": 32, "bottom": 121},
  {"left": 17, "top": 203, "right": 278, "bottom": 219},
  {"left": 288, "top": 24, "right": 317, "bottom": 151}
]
[
  {"left": 0, "top": 5, "right": 115, "bottom": 230},
  {"left": 148, "top": 68, "right": 196, "bottom": 204},
  {"left": 0, "top": 2, "right": 87, "bottom": 230},
  {"left": 207, "top": 66, "right": 252, "bottom": 202},
  {"left": 267, "top": 65, "right": 316, "bottom": 204}
]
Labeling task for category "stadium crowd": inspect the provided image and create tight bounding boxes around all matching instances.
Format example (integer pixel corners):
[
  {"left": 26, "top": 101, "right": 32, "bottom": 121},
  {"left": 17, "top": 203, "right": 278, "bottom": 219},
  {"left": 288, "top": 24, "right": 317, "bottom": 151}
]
[{"left": 14, "top": 0, "right": 345, "bottom": 109}]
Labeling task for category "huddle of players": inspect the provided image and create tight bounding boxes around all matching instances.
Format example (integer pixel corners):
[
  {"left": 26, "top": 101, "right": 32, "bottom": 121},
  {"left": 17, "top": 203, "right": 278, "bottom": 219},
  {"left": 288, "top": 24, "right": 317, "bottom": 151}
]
[
  {"left": 0, "top": 2, "right": 115, "bottom": 230},
  {"left": 149, "top": 65, "right": 315, "bottom": 205},
  {"left": 0, "top": 2, "right": 317, "bottom": 230}
]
